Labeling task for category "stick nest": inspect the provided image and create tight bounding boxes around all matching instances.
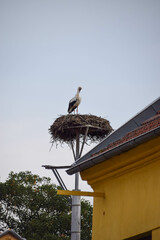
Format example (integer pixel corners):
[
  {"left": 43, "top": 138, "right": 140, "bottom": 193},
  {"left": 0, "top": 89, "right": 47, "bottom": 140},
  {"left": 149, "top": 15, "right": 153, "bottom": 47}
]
[{"left": 49, "top": 114, "right": 113, "bottom": 146}]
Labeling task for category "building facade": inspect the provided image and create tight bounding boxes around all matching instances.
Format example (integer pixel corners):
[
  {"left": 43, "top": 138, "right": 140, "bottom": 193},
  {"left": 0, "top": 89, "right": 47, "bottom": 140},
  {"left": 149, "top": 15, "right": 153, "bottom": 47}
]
[
  {"left": 67, "top": 97, "right": 160, "bottom": 240},
  {"left": 0, "top": 229, "right": 26, "bottom": 240}
]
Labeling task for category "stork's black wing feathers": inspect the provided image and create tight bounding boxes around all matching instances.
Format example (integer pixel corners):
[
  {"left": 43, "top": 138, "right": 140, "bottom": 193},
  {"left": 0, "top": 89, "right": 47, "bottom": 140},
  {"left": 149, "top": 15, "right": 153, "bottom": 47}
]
[{"left": 68, "top": 99, "right": 77, "bottom": 113}]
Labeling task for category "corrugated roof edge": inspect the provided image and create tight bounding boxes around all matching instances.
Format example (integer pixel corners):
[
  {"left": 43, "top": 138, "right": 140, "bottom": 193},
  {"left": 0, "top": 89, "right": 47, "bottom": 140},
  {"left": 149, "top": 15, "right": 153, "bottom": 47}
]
[
  {"left": 72, "top": 97, "right": 160, "bottom": 166},
  {"left": 67, "top": 126, "right": 160, "bottom": 175}
]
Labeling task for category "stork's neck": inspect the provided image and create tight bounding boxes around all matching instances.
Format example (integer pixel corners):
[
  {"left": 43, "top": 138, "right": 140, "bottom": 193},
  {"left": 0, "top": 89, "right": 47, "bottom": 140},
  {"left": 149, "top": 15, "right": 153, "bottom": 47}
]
[{"left": 77, "top": 88, "right": 80, "bottom": 96}]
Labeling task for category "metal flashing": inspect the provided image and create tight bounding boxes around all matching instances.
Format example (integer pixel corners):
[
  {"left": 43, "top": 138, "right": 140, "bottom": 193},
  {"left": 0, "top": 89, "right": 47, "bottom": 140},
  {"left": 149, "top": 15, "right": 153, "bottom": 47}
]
[
  {"left": 67, "top": 127, "right": 160, "bottom": 175},
  {"left": 75, "top": 97, "right": 160, "bottom": 166},
  {"left": 67, "top": 97, "right": 160, "bottom": 175}
]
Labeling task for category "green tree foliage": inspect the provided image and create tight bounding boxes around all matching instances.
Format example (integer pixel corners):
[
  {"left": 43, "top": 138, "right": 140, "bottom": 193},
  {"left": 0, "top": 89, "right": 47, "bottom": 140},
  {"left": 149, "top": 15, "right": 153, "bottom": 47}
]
[
  {"left": 0, "top": 171, "right": 92, "bottom": 240},
  {"left": 81, "top": 199, "right": 93, "bottom": 240}
]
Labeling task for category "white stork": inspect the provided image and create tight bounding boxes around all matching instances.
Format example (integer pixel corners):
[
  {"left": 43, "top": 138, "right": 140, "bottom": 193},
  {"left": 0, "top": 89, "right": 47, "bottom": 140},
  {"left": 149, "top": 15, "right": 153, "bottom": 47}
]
[{"left": 68, "top": 87, "right": 82, "bottom": 114}]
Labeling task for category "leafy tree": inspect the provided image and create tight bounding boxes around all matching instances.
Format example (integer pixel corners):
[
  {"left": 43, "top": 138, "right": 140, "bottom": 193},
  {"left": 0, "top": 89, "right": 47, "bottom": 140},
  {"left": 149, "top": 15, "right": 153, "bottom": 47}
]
[
  {"left": 0, "top": 171, "right": 92, "bottom": 240},
  {"left": 81, "top": 199, "right": 93, "bottom": 240}
]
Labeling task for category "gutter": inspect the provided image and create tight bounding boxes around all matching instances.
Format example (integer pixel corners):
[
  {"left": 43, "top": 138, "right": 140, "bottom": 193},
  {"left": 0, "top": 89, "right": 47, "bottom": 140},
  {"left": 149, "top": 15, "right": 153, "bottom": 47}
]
[{"left": 67, "top": 126, "right": 160, "bottom": 175}]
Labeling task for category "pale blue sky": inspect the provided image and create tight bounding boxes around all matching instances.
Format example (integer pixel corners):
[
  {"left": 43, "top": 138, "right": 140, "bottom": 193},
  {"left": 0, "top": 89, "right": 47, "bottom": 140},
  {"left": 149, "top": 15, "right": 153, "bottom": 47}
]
[{"left": 0, "top": 0, "right": 160, "bottom": 197}]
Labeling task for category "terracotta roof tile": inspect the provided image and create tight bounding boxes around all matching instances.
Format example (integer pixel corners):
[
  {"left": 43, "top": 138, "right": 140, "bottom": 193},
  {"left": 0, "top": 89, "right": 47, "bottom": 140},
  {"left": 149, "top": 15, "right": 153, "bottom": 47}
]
[{"left": 92, "top": 111, "right": 160, "bottom": 158}]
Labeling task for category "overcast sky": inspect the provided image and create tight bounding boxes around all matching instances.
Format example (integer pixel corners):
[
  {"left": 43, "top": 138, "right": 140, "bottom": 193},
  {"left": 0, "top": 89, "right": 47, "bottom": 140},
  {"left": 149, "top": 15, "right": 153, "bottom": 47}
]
[{"left": 0, "top": 0, "right": 160, "bottom": 200}]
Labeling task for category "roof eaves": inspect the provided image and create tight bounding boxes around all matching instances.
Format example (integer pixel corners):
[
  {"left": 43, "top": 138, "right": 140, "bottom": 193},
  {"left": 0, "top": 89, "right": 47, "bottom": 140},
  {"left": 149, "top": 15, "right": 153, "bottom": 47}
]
[
  {"left": 67, "top": 126, "right": 160, "bottom": 175},
  {"left": 74, "top": 97, "right": 160, "bottom": 165}
]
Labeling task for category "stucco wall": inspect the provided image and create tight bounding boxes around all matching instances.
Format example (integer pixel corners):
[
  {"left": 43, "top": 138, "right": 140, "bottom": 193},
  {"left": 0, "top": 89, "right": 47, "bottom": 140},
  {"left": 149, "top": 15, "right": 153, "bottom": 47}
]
[{"left": 81, "top": 137, "right": 160, "bottom": 240}]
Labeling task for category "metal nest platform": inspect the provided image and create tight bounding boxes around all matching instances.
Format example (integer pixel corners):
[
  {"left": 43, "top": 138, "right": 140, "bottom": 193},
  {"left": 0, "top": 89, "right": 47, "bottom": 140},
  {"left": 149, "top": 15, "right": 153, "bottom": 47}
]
[{"left": 49, "top": 114, "right": 113, "bottom": 145}]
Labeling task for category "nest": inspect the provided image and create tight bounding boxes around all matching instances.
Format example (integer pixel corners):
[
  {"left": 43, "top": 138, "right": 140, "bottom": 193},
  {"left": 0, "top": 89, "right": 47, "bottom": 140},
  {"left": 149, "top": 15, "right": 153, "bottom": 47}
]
[{"left": 49, "top": 114, "right": 113, "bottom": 146}]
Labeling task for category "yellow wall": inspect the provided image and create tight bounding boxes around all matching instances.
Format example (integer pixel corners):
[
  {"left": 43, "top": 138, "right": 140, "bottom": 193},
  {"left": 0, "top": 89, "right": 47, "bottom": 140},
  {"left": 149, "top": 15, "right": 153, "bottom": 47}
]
[
  {"left": 81, "top": 136, "right": 160, "bottom": 240},
  {"left": 152, "top": 228, "right": 160, "bottom": 240}
]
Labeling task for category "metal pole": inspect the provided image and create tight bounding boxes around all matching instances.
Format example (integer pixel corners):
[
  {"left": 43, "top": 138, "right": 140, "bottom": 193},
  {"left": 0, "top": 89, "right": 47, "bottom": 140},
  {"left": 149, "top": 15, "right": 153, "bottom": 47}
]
[{"left": 71, "top": 131, "right": 81, "bottom": 240}]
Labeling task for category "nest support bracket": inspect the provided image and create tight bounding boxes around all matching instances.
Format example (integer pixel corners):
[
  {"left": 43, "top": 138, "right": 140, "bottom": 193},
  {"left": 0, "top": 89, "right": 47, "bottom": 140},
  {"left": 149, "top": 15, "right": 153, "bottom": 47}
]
[
  {"left": 42, "top": 165, "right": 69, "bottom": 191},
  {"left": 70, "top": 126, "right": 89, "bottom": 161}
]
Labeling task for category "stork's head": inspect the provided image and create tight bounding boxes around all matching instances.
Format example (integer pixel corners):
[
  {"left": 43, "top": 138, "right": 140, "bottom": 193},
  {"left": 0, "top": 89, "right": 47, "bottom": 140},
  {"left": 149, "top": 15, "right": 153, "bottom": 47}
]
[{"left": 78, "top": 86, "right": 82, "bottom": 92}]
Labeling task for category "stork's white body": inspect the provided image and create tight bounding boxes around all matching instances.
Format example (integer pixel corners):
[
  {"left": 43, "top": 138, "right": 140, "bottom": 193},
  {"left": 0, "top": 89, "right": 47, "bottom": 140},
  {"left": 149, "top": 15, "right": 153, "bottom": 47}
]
[{"left": 68, "top": 87, "right": 82, "bottom": 114}]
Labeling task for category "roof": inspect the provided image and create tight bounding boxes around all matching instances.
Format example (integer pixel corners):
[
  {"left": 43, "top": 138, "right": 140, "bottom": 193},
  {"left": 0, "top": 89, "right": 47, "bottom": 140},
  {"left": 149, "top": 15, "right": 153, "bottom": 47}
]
[
  {"left": 0, "top": 229, "right": 26, "bottom": 240},
  {"left": 67, "top": 97, "right": 160, "bottom": 175}
]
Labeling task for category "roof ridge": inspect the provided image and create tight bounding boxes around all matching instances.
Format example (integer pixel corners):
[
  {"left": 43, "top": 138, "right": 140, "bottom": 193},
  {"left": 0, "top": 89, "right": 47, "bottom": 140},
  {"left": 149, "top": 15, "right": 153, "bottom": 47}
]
[
  {"left": 0, "top": 229, "right": 26, "bottom": 240},
  {"left": 91, "top": 111, "right": 160, "bottom": 158},
  {"left": 142, "top": 111, "right": 160, "bottom": 125}
]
